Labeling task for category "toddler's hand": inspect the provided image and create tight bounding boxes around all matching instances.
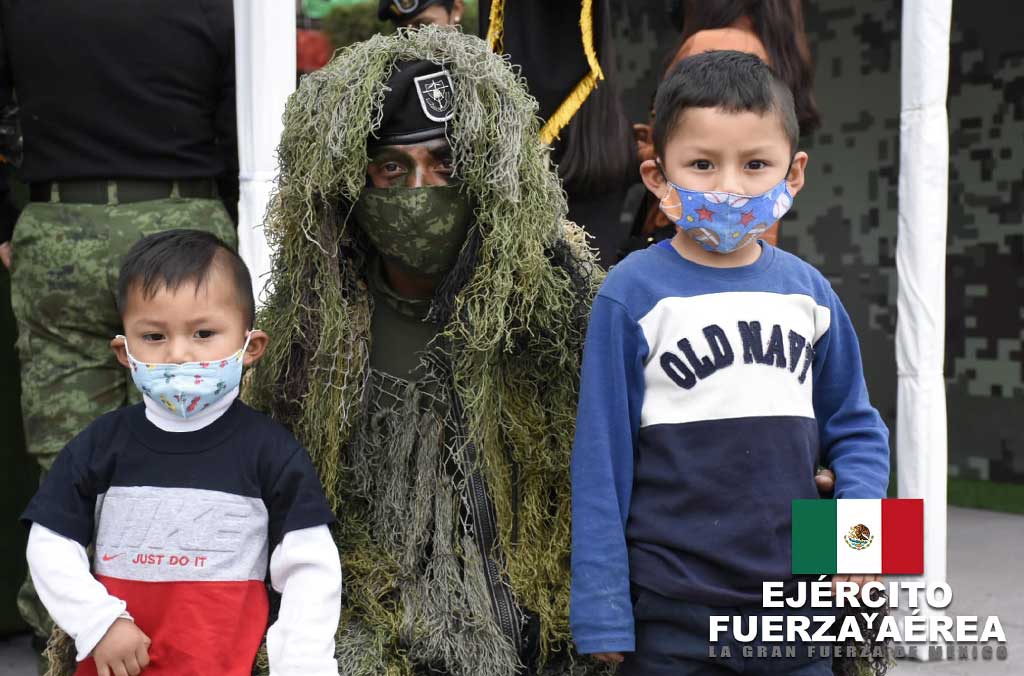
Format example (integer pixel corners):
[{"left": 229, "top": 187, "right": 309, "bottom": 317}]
[
  {"left": 92, "top": 617, "right": 151, "bottom": 676},
  {"left": 593, "top": 652, "right": 625, "bottom": 664}
]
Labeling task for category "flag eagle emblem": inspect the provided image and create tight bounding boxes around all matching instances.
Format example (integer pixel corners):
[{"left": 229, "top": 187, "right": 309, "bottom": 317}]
[{"left": 844, "top": 523, "right": 874, "bottom": 550}]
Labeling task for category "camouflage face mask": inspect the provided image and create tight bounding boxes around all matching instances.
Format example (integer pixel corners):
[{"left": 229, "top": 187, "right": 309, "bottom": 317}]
[{"left": 353, "top": 185, "right": 473, "bottom": 276}]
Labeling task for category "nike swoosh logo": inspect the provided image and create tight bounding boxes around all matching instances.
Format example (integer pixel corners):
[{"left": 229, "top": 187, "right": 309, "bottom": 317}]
[{"left": 101, "top": 553, "right": 123, "bottom": 561}]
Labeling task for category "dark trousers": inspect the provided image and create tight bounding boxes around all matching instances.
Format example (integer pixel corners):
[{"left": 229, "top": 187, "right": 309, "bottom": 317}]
[{"left": 620, "top": 587, "right": 834, "bottom": 676}]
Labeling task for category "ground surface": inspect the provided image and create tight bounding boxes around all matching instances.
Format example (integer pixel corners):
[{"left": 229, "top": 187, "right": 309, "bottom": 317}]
[{"left": 1, "top": 506, "right": 1019, "bottom": 674}]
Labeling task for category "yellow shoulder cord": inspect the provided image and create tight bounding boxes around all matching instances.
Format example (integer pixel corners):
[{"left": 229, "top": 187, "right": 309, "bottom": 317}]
[
  {"left": 486, "top": 0, "right": 506, "bottom": 53},
  {"left": 539, "top": 0, "right": 605, "bottom": 144},
  {"left": 487, "top": 0, "right": 606, "bottom": 144}
]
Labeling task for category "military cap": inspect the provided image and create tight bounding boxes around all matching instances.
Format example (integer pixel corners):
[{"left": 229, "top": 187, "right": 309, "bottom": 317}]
[
  {"left": 371, "top": 59, "right": 454, "bottom": 146},
  {"left": 378, "top": 0, "right": 450, "bottom": 23}
]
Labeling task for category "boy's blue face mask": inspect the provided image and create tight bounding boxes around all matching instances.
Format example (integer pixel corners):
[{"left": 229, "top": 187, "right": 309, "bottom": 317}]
[
  {"left": 658, "top": 167, "right": 794, "bottom": 253},
  {"left": 117, "top": 333, "right": 251, "bottom": 419}
]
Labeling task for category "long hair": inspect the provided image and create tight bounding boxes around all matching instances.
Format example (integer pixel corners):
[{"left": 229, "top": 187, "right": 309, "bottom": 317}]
[
  {"left": 246, "top": 26, "right": 600, "bottom": 661},
  {"left": 556, "top": 1, "right": 637, "bottom": 198},
  {"left": 674, "top": 0, "right": 822, "bottom": 136}
]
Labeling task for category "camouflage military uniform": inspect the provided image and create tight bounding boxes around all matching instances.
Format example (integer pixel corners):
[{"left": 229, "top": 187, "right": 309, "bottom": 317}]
[
  {"left": 352, "top": 185, "right": 473, "bottom": 275},
  {"left": 9, "top": 190, "right": 236, "bottom": 643}
]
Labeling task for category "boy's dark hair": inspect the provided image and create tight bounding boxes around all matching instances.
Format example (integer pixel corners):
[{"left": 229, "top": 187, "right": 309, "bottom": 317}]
[
  {"left": 652, "top": 50, "right": 799, "bottom": 157},
  {"left": 116, "top": 229, "right": 255, "bottom": 328}
]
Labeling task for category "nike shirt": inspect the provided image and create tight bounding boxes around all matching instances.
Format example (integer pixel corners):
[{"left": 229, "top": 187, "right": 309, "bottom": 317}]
[{"left": 22, "top": 399, "right": 336, "bottom": 675}]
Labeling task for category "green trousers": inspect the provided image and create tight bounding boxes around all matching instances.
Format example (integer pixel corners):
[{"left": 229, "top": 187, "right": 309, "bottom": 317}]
[{"left": 9, "top": 195, "right": 237, "bottom": 642}]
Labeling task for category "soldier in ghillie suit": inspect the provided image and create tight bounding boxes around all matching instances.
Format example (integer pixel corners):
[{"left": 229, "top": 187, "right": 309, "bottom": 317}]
[{"left": 246, "top": 27, "right": 602, "bottom": 675}]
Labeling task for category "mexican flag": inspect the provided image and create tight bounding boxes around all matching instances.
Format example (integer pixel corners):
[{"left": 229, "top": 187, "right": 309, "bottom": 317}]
[{"left": 792, "top": 499, "right": 923, "bottom": 575}]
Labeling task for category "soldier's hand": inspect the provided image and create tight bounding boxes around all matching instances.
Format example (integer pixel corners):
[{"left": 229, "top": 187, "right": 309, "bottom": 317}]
[
  {"left": 832, "top": 574, "right": 883, "bottom": 597},
  {"left": 814, "top": 467, "right": 835, "bottom": 495},
  {"left": 0, "top": 241, "right": 11, "bottom": 269},
  {"left": 92, "top": 618, "right": 151, "bottom": 676}
]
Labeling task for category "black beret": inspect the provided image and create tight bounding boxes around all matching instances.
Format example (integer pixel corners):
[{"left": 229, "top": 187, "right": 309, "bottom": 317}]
[
  {"left": 371, "top": 60, "right": 454, "bottom": 146},
  {"left": 377, "top": 0, "right": 449, "bottom": 23}
]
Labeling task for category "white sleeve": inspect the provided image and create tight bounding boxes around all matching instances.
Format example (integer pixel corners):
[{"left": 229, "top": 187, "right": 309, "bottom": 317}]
[
  {"left": 266, "top": 524, "right": 341, "bottom": 676},
  {"left": 26, "top": 523, "right": 129, "bottom": 661}
]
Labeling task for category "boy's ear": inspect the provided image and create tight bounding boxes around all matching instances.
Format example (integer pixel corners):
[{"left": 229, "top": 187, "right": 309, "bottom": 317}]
[
  {"left": 110, "top": 336, "right": 130, "bottom": 369},
  {"left": 640, "top": 158, "right": 669, "bottom": 198},
  {"left": 242, "top": 330, "right": 269, "bottom": 367},
  {"left": 452, "top": 0, "right": 464, "bottom": 21},
  {"left": 786, "top": 151, "right": 809, "bottom": 198}
]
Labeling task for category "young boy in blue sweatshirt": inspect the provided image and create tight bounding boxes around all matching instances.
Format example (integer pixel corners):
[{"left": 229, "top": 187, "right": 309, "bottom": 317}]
[{"left": 570, "top": 51, "right": 890, "bottom": 675}]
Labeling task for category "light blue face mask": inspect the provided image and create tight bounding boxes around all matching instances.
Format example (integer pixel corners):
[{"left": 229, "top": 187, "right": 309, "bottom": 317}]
[
  {"left": 659, "top": 176, "right": 793, "bottom": 253},
  {"left": 117, "top": 333, "right": 251, "bottom": 419}
]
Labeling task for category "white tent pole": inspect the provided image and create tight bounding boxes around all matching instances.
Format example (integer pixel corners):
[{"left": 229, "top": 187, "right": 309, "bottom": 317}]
[
  {"left": 896, "top": 0, "right": 951, "bottom": 657},
  {"left": 233, "top": 0, "right": 296, "bottom": 307}
]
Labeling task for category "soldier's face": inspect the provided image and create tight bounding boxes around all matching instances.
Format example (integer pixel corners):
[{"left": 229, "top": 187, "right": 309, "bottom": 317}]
[
  {"left": 366, "top": 137, "right": 454, "bottom": 188},
  {"left": 399, "top": 0, "right": 462, "bottom": 28}
]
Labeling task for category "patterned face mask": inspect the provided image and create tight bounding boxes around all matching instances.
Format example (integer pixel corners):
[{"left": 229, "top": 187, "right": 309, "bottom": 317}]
[
  {"left": 659, "top": 176, "right": 794, "bottom": 253},
  {"left": 352, "top": 185, "right": 473, "bottom": 276},
  {"left": 118, "top": 333, "right": 251, "bottom": 419}
]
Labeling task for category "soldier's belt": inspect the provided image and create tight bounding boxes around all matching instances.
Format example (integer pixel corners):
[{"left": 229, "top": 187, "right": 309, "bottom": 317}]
[{"left": 29, "top": 178, "right": 218, "bottom": 205}]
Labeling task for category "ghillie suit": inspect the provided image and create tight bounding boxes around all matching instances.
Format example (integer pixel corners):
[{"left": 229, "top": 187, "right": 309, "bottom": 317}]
[
  {"left": 832, "top": 587, "right": 893, "bottom": 676},
  {"left": 245, "top": 26, "right": 603, "bottom": 676}
]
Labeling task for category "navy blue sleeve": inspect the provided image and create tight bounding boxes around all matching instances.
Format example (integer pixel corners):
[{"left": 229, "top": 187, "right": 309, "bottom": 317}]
[
  {"left": 570, "top": 295, "right": 646, "bottom": 655},
  {"left": 812, "top": 288, "right": 891, "bottom": 499},
  {"left": 264, "top": 443, "right": 336, "bottom": 551},
  {"left": 21, "top": 431, "right": 101, "bottom": 548}
]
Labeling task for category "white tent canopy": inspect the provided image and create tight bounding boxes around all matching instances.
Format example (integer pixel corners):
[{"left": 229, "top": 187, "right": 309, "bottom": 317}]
[
  {"left": 896, "top": 0, "right": 951, "bottom": 657},
  {"left": 233, "top": 0, "right": 296, "bottom": 307}
]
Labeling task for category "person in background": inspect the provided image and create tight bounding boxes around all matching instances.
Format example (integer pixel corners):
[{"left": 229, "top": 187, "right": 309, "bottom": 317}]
[
  {"left": 627, "top": 0, "right": 821, "bottom": 256},
  {"left": 0, "top": 85, "right": 17, "bottom": 265},
  {"left": 664, "top": 0, "right": 821, "bottom": 138},
  {"left": 478, "top": 0, "right": 637, "bottom": 268},
  {"left": 554, "top": 2, "right": 639, "bottom": 269},
  {"left": 0, "top": 0, "right": 238, "bottom": 662},
  {"left": 378, "top": 0, "right": 463, "bottom": 28},
  {"left": 0, "top": 172, "right": 15, "bottom": 268}
]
